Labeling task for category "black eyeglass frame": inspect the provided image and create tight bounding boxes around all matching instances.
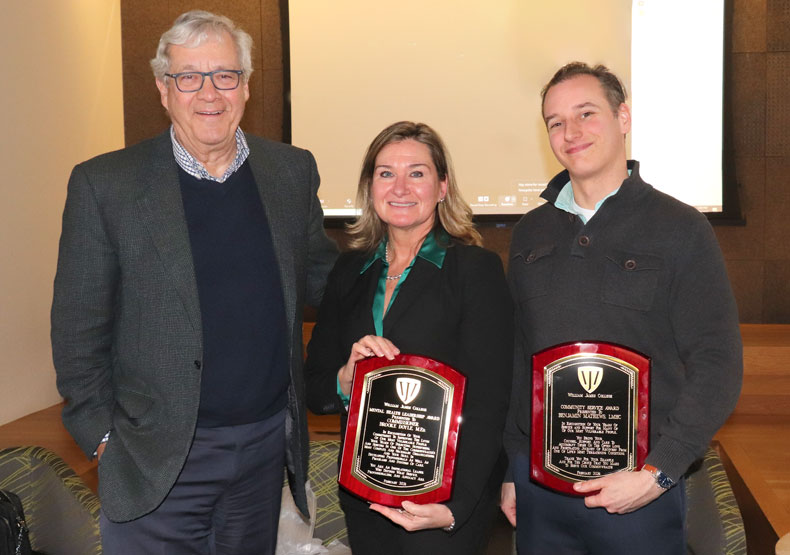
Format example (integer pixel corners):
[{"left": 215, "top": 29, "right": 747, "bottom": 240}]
[{"left": 164, "top": 70, "right": 245, "bottom": 92}]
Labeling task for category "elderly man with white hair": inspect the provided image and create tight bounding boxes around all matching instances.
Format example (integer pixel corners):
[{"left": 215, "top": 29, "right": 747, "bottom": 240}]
[{"left": 51, "top": 10, "right": 337, "bottom": 553}]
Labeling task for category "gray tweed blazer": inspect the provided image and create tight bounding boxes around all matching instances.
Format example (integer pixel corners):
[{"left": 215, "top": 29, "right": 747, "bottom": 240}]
[{"left": 51, "top": 130, "right": 338, "bottom": 522}]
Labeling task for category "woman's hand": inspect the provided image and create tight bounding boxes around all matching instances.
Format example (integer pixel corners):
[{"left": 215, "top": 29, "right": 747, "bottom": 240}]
[
  {"left": 369, "top": 500, "right": 454, "bottom": 532},
  {"left": 338, "top": 335, "right": 400, "bottom": 395}
]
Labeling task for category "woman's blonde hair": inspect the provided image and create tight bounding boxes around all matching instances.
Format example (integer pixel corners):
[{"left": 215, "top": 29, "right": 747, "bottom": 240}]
[{"left": 346, "top": 121, "right": 481, "bottom": 251}]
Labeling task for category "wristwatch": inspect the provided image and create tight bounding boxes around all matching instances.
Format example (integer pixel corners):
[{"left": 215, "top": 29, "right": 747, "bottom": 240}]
[{"left": 642, "top": 464, "right": 675, "bottom": 489}]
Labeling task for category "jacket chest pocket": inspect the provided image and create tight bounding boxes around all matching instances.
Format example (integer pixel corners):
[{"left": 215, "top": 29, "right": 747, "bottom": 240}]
[
  {"left": 511, "top": 245, "right": 556, "bottom": 301},
  {"left": 601, "top": 249, "right": 663, "bottom": 312}
]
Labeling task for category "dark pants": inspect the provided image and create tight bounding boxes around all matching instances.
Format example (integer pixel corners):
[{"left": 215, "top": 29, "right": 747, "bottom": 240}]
[
  {"left": 100, "top": 409, "right": 286, "bottom": 555},
  {"left": 513, "top": 453, "right": 686, "bottom": 555}
]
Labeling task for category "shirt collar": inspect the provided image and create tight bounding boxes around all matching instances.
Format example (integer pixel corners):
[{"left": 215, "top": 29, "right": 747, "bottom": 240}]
[
  {"left": 553, "top": 169, "right": 632, "bottom": 224},
  {"left": 360, "top": 229, "right": 448, "bottom": 274},
  {"left": 169, "top": 126, "right": 250, "bottom": 183}
]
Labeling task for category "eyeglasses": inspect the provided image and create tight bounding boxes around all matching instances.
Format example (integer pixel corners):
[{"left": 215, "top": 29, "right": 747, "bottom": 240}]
[{"left": 164, "top": 70, "right": 244, "bottom": 92}]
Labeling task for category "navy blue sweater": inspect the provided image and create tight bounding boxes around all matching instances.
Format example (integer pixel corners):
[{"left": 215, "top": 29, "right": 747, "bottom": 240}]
[{"left": 179, "top": 161, "right": 289, "bottom": 427}]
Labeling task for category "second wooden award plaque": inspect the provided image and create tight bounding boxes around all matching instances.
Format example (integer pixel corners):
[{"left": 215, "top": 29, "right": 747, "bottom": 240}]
[{"left": 531, "top": 342, "right": 650, "bottom": 496}]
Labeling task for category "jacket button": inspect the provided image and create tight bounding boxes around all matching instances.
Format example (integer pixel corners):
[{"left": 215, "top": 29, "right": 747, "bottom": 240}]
[
  {"left": 526, "top": 253, "right": 536, "bottom": 263},
  {"left": 624, "top": 259, "right": 637, "bottom": 270},
  {"left": 578, "top": 235, "right": 590, "bottom": 247},
  {"left": 194, "top": 360, "right": 202, "bottom": 369}
]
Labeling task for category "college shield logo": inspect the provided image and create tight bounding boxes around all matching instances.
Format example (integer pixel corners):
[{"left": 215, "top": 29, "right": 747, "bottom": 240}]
[
  {"left": 578, "top": 366, "right": 603, "bottom": 394},
  {"left": 396, "top": 377, "right": 421, "bottom": 405}
]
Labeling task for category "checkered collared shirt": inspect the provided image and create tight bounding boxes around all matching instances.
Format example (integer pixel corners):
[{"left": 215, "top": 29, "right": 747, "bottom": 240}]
[{"left": 169, "top": 126, "right": 250, "bottom": 183}]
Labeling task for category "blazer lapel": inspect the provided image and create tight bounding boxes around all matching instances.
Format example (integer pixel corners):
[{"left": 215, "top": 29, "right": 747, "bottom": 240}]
[
  {"left": 135, "top": 136, "right": 202, "bottom": 336},
  {"left": 383, "top": 259, "right": 440, "bottom": 335},
  {"left": 246, "top": 141, "right": 297, "bottom": 336},
  {"left": 355, "top": 263, "right": 380, "bottom": 336}
]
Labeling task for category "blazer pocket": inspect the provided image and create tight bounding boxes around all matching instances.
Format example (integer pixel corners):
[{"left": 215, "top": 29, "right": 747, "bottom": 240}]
[
  {"left": 601, "top": 249, "right": 662, "bottom": 312},
  {"left": 511, "top": 245, "right": 556, "bottom": 300},
  {"left": 115, "top": 387, "right": 155, "bottom": 422}
]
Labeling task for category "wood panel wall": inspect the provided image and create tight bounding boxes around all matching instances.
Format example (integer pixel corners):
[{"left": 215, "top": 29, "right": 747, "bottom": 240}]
[{"left": 121, "top": 0, "right": 283, "bottom": 146}]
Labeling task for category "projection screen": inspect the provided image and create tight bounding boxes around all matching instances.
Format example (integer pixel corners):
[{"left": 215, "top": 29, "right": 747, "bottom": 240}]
[{"left": 289, "top": 0, "right": 725, "bottom": 217}]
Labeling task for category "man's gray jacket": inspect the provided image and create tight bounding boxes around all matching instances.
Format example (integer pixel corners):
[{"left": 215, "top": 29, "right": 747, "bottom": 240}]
[{"left": 51, "top": 130, "right": 338, "bottom": 522}]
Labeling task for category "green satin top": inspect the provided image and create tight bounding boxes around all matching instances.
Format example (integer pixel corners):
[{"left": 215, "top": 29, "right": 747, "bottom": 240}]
[{"left": 337, "top": 229, "right": 448, "bottom": 405}]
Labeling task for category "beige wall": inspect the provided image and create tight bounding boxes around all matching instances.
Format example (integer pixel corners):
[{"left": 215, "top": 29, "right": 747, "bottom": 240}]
[{"left": 0, "top": 1, "right": 125, "bottom": 426}]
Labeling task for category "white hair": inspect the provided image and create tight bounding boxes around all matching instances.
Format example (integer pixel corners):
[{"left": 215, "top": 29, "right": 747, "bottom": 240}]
[{"left": 150, "top": 10, "right": 253, "bottom": 82}]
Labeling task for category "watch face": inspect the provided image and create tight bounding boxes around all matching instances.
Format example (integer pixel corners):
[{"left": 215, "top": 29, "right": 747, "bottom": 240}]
[
  {"left": 656, "top": 473, "right": 673, "bottom": 489},
  {"left": 643, "top": 464, "right": 673, "bottom": 489}
]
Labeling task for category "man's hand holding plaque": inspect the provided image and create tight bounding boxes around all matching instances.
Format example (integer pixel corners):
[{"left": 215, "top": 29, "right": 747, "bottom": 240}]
[
  {"left": 338, "top": 352, "right": 466, "bottom": 507},
  {"left": 573, "top": 463, "right": 665, "bottom": 514},
  {"left": 531, "top": 342, "right": 650, "bottom": 496}
]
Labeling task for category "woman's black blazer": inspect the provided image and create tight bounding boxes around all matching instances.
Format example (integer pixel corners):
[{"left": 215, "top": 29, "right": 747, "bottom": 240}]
[{"left": 304, "top": 241, "right": 514, "bottom": 529}]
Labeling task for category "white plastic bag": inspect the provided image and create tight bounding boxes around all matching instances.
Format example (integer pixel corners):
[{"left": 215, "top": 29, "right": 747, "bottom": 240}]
[{"left": 275, "top": 481, "right": 351, "bottom": 555}]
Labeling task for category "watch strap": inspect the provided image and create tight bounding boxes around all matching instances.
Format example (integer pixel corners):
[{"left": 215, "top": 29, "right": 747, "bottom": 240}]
[{"left": 642, "top": 464, "right": 674, "bottom": 489}]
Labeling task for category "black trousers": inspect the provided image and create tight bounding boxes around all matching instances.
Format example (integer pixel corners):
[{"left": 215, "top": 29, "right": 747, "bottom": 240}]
[
  {"left": 513, "top": 452, "right": 686, "bottom": 555},
  {"left": 100, "top": 409, "right": 286, "bottom": 555}
]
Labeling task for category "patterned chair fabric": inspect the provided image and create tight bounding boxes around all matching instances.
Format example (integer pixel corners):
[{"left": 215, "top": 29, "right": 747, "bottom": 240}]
[
  {"left": 308, "top": 440, "right": 348, "bottom": 546},
  {"left": 0, "top": 446, "right": 101, "bottom": 555},
  {"left": 685, "top": 445, "right": 747, "bottom": 555},
  {"left": 0, "top": 441, "right": 735, "bottom": 554}
]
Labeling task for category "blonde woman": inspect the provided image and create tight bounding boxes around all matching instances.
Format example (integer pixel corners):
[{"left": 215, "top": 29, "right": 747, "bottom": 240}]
[{"left": 305, "top": 121, "right": 513, "bottom": 554}]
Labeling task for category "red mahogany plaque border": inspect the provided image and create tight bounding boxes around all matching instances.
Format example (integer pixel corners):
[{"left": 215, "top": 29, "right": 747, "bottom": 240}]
[
  {"left": 339, "top": 354, "right": 466, "bottom": 506},
  {"left": 530, "top": 341, "right": 650, "bottom": 496}
]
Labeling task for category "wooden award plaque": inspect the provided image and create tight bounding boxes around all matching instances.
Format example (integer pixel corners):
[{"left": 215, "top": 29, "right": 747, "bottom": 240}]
[
  {"left": 531, "top": 342, "right": 650, "bottom": 496},
  {"left": 338, "top": 354, "right": 466, "bottom": 506}
]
